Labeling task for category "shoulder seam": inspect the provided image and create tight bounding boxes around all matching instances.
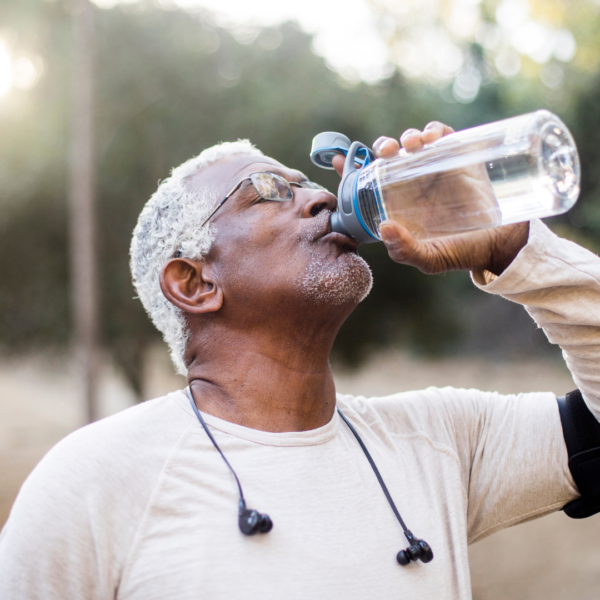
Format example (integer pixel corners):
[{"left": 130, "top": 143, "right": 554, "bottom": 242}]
[
  {"left": 357, "top": 417, "right": 469, "bottom": 504},
  {"left": 390, "top": 429, "right": 468, "bottom": 503},
  {"left": 116, "top": 421, "right": 197, "bottom": 594}
]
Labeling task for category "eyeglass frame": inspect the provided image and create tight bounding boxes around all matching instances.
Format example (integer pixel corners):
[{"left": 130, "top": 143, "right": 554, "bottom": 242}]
[{"left": 199, "top": 171, "right": 327, "bottom": 229}]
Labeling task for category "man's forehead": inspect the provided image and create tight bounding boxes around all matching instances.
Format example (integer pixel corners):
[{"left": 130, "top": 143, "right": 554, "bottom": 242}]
[{"left": 187, "top": 153, "right": 307, "bottom": 197}]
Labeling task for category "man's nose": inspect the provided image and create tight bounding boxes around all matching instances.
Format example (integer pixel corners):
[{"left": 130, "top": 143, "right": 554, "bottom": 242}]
[{"left": 299, "top": 189, "right": 338, "bottom": 219}]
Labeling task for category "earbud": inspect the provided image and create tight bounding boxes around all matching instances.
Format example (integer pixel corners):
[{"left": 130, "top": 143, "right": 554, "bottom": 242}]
[
  {"left": 187, "top": 390, "right": 274, "bottom": 538},
  {"left": 396, "top": 536, "right": 433, "bottom": 566},
  {"left": 238, "top": 501, "right": 273, "bottom": 536}
]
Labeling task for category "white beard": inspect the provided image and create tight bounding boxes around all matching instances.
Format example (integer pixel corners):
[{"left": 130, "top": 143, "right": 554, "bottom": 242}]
[{"left": 295, "top": 211, "right": 373, "bottom": 306}]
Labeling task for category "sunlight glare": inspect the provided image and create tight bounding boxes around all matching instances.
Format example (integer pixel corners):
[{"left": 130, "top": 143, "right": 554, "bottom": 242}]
[
  {"left": 13, "top": 57, "right": 42, "bottom": 90},
  {"left": 173, "top": 0, "right": 392, "bottom": 82},
  {"left": 0, "top": 42, "right": 13, "bottom": 97},
  {"left": 93, "top": 0, "right": 137, "bottom": 8}
]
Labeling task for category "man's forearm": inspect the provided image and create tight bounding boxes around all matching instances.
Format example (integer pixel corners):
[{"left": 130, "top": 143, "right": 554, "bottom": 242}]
[{"left": 472, "top": 218, "right": 600, "bottom": 421}]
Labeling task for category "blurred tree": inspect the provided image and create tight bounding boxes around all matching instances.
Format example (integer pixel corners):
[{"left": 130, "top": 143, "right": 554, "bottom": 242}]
[
  {"left": 0, "top": 0, "right": 71, "bottom": 347},
  {"left": 564, "top": 71, "right": 600, "bottom": 253},
  {"left": 366, "top": 0, "right": 600, "bottom": 105}
]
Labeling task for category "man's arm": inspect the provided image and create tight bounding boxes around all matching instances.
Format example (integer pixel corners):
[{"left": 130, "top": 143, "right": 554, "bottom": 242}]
[
  {"left": 338, "top": 124, "right": 600, "bottom": 535},
  {"left": 366, "top": 214, "right": 600, "bottom": 538},
  {"left": 339, "top": 123, "right": 600, "bottom": 421},
  {"left": 472, "top": 219, "right": 600, "bottom": 420},
  {"left": 449, "top": 218, "right": 600, "bottom": 537}
]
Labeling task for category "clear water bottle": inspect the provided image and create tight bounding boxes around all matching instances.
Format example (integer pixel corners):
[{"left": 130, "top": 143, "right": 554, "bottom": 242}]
[{"left": 310, "top": 110, "right": 580, "bottom": 243}]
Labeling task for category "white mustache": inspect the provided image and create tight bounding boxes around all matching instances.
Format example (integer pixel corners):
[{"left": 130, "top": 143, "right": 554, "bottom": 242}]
[{"left": 300, "top": 209, "right": 333, "bottom": 242}]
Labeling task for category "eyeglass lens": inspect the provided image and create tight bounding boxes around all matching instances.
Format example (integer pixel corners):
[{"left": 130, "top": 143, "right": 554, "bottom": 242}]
[
  {"left": 298, "top": 181, "right": 328, "bottom": 192},
  {"left": 250, "top": 172, "right": 294, "bottom": 201},
  {"left": 249, "top": 172, "right": 329, "bottom": 202}
]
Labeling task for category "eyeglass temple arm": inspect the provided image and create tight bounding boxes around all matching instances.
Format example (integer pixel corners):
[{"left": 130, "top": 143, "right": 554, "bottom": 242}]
[{"left": 200, "top": 179, "right": 247, "bottom": 228}]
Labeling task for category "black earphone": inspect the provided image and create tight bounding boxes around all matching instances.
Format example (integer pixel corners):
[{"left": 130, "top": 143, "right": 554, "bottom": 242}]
[
  {"left": 336, "top": 408, "right": 434, "bottom": 566},
  {"left": 187, "top": 388, "right": 433, "bottom": 565},
  {"left": 238, "top": 499, "right": 273, "bottom": 536},
  {"left": 188, "top": 390, "right": 273, "bottom": 535}
]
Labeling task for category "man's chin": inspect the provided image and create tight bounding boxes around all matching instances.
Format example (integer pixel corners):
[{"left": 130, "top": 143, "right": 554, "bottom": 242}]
[{"left": 295, "top": 251, "right": 373, "bottom": 306}]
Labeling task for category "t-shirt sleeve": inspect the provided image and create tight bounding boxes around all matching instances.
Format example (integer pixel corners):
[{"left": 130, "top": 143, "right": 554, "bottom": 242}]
[
  {"left": 0, "top": 397, "right": 190, "bottom": 600},
  {"left": 434, "top": 387, "right": 577, "bottom": 543},
  {"left": 0, "top": 429, "right": 121, "bottom": 599},
  {"left": 368, "top": 385, "right": 578, "bottom": 544},
  {"left": 472, "top": 218, "right": 600, "bottom": 421}
]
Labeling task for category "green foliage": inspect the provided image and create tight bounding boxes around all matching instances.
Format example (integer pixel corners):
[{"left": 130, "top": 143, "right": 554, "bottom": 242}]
[
  {"left": 567, "top": 71, "right": 600, "bottom": 245},
  {"left": 0, "top": 0, "right": 590, "bottom": 394}
]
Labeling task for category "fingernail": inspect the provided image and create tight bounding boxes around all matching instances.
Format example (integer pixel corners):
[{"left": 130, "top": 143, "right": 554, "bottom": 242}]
[
  {"left": 373, "top": 136, "right": 393, "bottom": 155},
  {"left": 373, "top": 136, "right": 386, "bottom": 153},
  {"left": 423, "top": 123, "right": 443, "bottom": 138},
  {"left": 379, "top": 225, "right": 399, "bottom": 243},
  {"left": 400, "top": 129, "right": 419, "bottom": 143}
]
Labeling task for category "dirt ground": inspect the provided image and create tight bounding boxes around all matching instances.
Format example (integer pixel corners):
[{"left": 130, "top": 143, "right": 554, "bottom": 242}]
[{"left": 1, "top": 347, "right": 599, "bottom": 599}]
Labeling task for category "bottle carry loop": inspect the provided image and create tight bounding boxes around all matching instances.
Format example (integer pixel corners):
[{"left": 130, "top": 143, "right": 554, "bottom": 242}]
[{"left": 557, "top": 389, "right": 600, "bottom": 518}]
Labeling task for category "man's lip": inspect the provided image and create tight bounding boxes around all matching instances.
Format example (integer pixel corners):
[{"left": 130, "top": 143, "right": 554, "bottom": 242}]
[{"left": 319, "top": 231, "right": 360, "bottom": 250}]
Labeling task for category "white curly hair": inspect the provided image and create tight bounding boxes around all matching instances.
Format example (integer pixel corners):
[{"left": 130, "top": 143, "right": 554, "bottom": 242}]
[{"left": 130, "top": 140, "right": 264, "bottom": 375}]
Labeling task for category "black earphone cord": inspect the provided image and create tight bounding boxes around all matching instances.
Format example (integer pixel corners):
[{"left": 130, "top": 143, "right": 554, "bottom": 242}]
[
  {"left": 187, "top": 388, "right": 247, "bottom": 504},
  {"left": 186, "top": 387, "right": 432, "bottom": 564},
  {"left": 335, "top": 409, "right": 418, "bottom": 544}
]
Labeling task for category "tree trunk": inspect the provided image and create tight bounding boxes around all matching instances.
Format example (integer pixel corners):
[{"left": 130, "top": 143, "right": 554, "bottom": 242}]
[{"left": 69, "top": 0, "right": 99, "bottom": 424}]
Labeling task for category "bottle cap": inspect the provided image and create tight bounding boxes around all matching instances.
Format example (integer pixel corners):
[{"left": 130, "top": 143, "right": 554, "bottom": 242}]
[{"left": 310, "top": 132, "right": 352, "bottom": 169}]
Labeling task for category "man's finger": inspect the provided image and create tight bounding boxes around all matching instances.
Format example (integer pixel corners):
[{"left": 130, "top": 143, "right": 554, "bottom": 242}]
[
  {"left": 373, "top": 136, "right": 400, "bottom": 158},
  {"left": 421, "top": 121, "right": 455, "bottom": 144},
  {"left": 400, "top": 128, "right": 424, "bottom": 152},
  {"left": 331, "top": 153, "right": 345, "bottom": 177},
  {"left": 379, "top": 220, "right": 422, "bottom": 265}
]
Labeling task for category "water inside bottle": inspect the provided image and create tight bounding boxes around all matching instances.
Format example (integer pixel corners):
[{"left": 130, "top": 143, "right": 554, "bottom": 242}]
[{"left": 363, "top": 118, "right": 579, "bottom": 241}]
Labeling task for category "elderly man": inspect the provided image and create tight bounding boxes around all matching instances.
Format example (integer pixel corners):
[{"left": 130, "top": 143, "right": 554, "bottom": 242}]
[{"left": 1, "top": 122, "right": 599, "bottom": 599}]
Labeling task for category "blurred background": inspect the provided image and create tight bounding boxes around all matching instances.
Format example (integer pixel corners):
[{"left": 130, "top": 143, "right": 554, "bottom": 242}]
[{"left": 1, "top": 0, "right": 600, "bottom": 597}]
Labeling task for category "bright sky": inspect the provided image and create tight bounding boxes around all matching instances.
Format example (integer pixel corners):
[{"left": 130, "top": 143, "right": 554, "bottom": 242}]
[{"left": 94, "top": 0, "right": 391, "bottom": 82}]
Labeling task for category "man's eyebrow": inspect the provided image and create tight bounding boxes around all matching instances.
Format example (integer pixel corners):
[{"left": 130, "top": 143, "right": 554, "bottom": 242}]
[
  {"left": 288, "top": 171, "right": 310, "bottom": 183},
  {"left": 292, "top": 170, "right": 310, "bottom": 183}
]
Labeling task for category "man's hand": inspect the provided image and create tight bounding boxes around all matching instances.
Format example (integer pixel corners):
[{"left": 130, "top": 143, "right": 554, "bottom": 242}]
[{"left": 331, "top": 122, "right": 529, "bottom": 276}]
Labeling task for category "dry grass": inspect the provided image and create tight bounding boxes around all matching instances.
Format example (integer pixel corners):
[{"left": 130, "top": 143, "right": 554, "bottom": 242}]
[{"left": 1, "top": 347, "right": 599, "bottom": 598}]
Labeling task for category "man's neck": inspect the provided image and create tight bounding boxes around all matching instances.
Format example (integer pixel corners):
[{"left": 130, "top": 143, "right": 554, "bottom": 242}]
[{"left": 186, "top": 318, "right": 341, "bottom": 432}]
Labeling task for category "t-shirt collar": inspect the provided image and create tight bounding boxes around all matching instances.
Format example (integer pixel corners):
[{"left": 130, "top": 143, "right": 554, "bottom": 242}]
[{"left": 174, "top": 389, "right": 340, "bottom": 447}]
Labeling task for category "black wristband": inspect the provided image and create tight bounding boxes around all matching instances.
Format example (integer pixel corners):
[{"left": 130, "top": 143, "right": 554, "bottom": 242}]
[{"left": 558, "top": 390, "right": 600, "bottom": 519}]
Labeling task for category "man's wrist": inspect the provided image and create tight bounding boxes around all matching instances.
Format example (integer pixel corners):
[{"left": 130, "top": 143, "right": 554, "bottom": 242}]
[{"left": 486, "top": 222, "right": 530, "bottom": 277}]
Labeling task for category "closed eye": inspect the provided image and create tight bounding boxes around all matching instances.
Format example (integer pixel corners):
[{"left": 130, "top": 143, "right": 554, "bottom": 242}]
[
  {"left": 290, "top": 181, "right": 329, "bottom": 193},
  {"left": 236, "top": 181, "right": 264, "bottom": 207}
]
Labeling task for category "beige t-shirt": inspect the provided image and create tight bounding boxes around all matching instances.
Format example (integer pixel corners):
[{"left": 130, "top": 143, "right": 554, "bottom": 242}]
[{"left": 0, "top": 220, "right": 598, "bottom": 600}]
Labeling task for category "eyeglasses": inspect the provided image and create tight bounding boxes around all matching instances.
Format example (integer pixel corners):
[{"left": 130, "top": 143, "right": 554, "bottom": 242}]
[{"left": 200, "top": 171, "right": 328, "bottom": 228}]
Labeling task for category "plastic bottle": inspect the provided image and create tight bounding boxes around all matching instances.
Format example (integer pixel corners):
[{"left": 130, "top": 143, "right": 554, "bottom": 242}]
[{"left": 310, "top": 110, "right": 580, "bottom": 244}]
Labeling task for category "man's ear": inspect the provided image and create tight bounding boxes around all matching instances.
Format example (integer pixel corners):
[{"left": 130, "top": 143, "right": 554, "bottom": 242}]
[{"left": 159, "top": 258, "right": 223, "bottom": 314}]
